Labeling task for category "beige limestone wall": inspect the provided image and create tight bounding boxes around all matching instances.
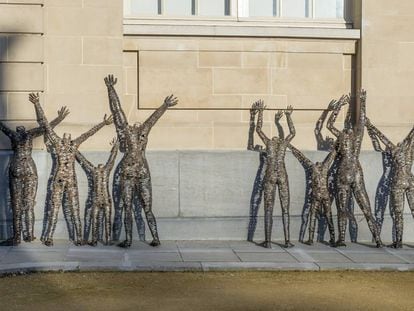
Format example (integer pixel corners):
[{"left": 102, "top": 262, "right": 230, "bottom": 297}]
[
  {"left": 124, "top": 36, "right": 355, "bottom": 150},
  {"left": 0, "top": 1, "right": 44, "bottom": 148},
  {"left": 360, "top": 0, "right": 414, "bottom": 148}
]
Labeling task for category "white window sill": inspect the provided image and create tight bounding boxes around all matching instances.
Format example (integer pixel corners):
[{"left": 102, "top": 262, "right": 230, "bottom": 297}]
[{"left": 123, "top": 17, "right": 359, "bottom": 39}]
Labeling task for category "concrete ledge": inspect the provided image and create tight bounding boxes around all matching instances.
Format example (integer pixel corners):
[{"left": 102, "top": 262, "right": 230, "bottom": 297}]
[{"left": 1, "top": 240, "right": 414, "bottom": 273}]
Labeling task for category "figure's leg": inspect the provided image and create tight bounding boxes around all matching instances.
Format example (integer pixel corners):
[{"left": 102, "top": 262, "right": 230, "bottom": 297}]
[
  {"left": 336, "top": 185, "right": 351, "bottom": 247},
  {"left": 83, "top": 196, "right": 93, "bottom": 243},
  {"left": 118, "top": 177, "right": 134, "bottom": 248},
  {"left": 247, "top": 158, "right": 266, "bottom": 242},
  {"left": 112, "top": 163, "right": 123, "bottom": 241},
  {"left": 88, "top": 206, "right": 99, "bottom": 246},
  {"left": 10, "top": 178, "right": 23, "bottom": 245},
  {"left": 43, "top": 182, "right": 64, "bottom": 246},
  {"left": 104, "top": 200, "right": 112, "bottom": 245},
  {"left": 407, "top": 184, "right": 414, "bottom": 219},
  {"left": 347, "top": 198, "right": 358, "bottom": 243},
  {"left": 353, "top": 181, "right": 383, "bottom": 247},
  {"left": 67, "top": 181, "right": 82, "bottom": 246},
  {"left": 389, "top": 189, "right": 404, "bottom": 248},
  {"left": 23, "top": 176, "right": 37, "bottom": 242},
  {"left": 323, "top": 199, "right": 336, "bottom": 245},
  {"left": 299, "top": 181, "right": 312, "bottom": 243},
  {"left": 304, "top": 201, "right": 318, "bottom": 245},
  {"left": 261, "top": 181, "right": 276, "bottom": 248},
  {"left": 138, "top": 174, "right": 160, "bottom": 247},
  {"left": 278, "top": 176, "right": 293, "bottom": 248},
  {"left": 133, "top": 192, "right": 146, "bottom": 241}
]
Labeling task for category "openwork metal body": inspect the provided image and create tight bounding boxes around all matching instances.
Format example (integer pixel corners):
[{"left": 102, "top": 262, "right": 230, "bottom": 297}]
[
  {"left": 327, "top": 91, "right": 382, "bottom": 247},
  {"left": 0, "top": 108, "right": 68, "bottom": 245},
  {"left": 105, "top": 75, "right": 178, "bottom": 248},
  {"left": 30, "top": 93, "right": 112, "bottom": 246},
  {"left": 366, "top": 120, "right": 414, "bottom": 248},
  {"left": 254, "top": 101, "right": 295, "bottom": 248},
  {"left": 290, "top": 144, "right": 336, "bottom": 245},
  {"left": 76, "top": 140, "right": 118, "bottom": 246}
]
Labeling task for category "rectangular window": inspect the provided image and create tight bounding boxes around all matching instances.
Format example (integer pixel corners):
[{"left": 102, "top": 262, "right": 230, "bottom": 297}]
[
  {"left": 198, "top": 0, "right": 229, "bottom": 16},
  {"left": 249, "top": 0, "right": 275, "bottom": 17},
  {"left": 131, "top": 0, "right": 158, "bottom": 15},
  {"left": 314, "top": 0, "right": 344, "bottom": 18},
  {"left": 281, "top": 0, "right": 308, "bottom": 18},
  {"left": 164, "top": 0, "right": 192, "bottom": 16}
]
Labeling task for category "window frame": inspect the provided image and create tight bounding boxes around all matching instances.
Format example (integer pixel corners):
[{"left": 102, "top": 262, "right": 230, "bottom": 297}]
[{"left": 124, "top": 0, "right": 352, "bottom": 25}]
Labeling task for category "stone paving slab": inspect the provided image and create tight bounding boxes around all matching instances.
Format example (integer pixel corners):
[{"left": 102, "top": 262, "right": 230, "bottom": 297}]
[{"left": 0, "top": 240, "right": 414, "bottom": 273}]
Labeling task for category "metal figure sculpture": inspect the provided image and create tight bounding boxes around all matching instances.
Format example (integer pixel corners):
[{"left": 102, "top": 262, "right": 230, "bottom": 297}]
[
  {"left": 365, "top": 119, "right": 414, "bottom": 248},
  {"left": 104, "top": 74, "right": 178, "bottom": 248},
  {"left": 289, "top": 144, "right": 337, "bottom": 245},
  {"left": 254, "top": 101, "right": 295, "bottom": 248},
  {"left": 366, "top": 123, "right": 394, "bottom": 239},
  {"left": 324, "top": 99, "right": 358, "bottom": 243},
  {"left": 0, "top": 107, "right": 69, "bottom": 245},
  {"left": 327, "top": 91, "right": 383, "bottom": 247},
  {"left": 76, "top": 139, "right": 119, "bottom": 246},
  {"left": 29, "top": 93, "right": 113, "bottom": 246}
]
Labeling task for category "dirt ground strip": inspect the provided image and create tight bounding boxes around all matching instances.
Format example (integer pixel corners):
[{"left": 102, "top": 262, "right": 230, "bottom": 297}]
[{"left": 0, "top": 271, "right": 413, "bottom": 311}]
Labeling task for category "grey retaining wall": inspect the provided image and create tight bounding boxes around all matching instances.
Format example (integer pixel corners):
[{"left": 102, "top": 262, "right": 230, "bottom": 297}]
[{"left": 0, "top": 150, "right": 413, "bottom": 242}]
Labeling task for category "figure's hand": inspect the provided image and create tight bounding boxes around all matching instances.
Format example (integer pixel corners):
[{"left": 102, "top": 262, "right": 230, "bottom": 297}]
[
  {"left": 103, "top": 114, "right": 113, "bottom": 125},
  {"left": 255, "top": 100, "right": 265, "bottom": 112},
  {"left": 250, "top": 100, "right": 263, "bottom": 115},
  {"left": 110, "top": 137, "right": 118, "bottom": 146},
  {"left": 285, "top": 105, "right": 293, "bottom": 116},
  {"left": 104, "top": 74, "right": 117, "bottom": 87},
  {"left": 57, "top": 106, "right": 70, "bottom": 119},
  {"left": 359, "top": 89, "right": 367, "bottom": 102},
  {"left": 164, "top": 94, "right": 178, "bottom": 107},
  {"left": 274, "top": 110, "right": 284, "bottom": 121},
  {"left": 29, "top": 93, "right": 40, "bottom": 105},
  {"left": 327, "top": 100, "right": 337, "bottom": 111}
]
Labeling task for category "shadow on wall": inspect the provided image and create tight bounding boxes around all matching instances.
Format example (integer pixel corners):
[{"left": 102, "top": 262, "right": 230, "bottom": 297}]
[{"left": 0, "top": 35, "right": 15, "bottom": 240}]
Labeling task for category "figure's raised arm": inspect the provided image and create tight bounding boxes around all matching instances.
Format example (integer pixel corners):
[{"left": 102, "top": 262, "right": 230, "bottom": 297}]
[
  {"left": 255, "top": 100, "right": 270, "bottom": 144},
  {"left": 28, "top": 106, "right": 69, "bottom": 137},
  {"left": 366, "top": 122, "right": 385, "bottom": 152},
  {"left": 402, "top": 125, "right": 414, "bottom": 146},
  {"left": 75, "top": 151, "right": 94, "bottom": 174},
  {"left": 284, "top": 105, "right": 295, "bottom": 143},
  {"left": 365, "top": 118, "right": 394, "bottom": 150},
  {"left": 105, "top": 138, "right": 119, "bottom": 172},
  {"left": 248, "top": 101, "right": 265, "bottom": 152},
  {"left": 288, "top": 143, "right": 312, "bottom": 169},
  {"left": 327, "top": 97, "right": 346, "bottom": 138},
  {"left": 104, "top": 75, "right": 128, "bottom": 131},
  {"left": 73, "top": 114, "right": 113, "bottom": 147},
  {"left": 322, "top": 148, "right": 337, "bottom": 167},
  {"left": 141, "top": 94, "right": 178, "bottom": 134},
  {"left": 274, "top": 109, "right": 285, "bottom": 140},
  {"left": 29, "top": 92, "right": 59, "bottom": 144},
  {"left": 0, "top": 120, "right": 16, "bottom": 139}
]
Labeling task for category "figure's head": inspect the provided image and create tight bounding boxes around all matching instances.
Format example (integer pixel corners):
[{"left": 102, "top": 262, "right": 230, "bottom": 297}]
[
  {"left": 97, "top": 164, "right": 104, "bottom": 169},
  {"left": 315, "top": 162, "right": 322, "bottom": 170},
  {"left": 16, "top": 126, "right": 25, "bottom": 133},
  {"left": 133, "top": 122, "right": 142, "bottom": 129},
  {"left": 63, "top": 133, "right": 71, "bottom": 143},
  {"left": 345, "top": 128, "right": 354, "bottom": 135}
]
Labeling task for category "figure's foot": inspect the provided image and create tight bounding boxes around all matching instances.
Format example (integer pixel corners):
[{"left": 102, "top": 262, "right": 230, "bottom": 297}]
[
  {"left": 23, "top": 236, "right": 36, "bottom": 242},
  {"left": 388, "top": 242, "right": 402, "bottom": 249},
  {"left": 73, "top": 240, "right": 83, "bottom": 246},
  {"left": 283, "top": 241, "right": 295, "bottom": 248},
  {"left": 335, "top": 240, "right": 346, "bottom": 247},
  {"left": 104, "top": 240, "right": 113, "bottom": 246},
  {"left": 88, "top": 241, "right": 98, "bottom": 247},
  {"left": 376, "top": 241, "right": 384, "bottom": 248},
  {"left": 351, "top": 239, "right": 357, "bottom": 243},
  {"left": 303, "top": 240, "right": 313, "bottom": 246},
  {"left": 117, "top": 240, "right": 132, "bottom": 248},
  {"left": 259, "top": 241, "right": 272, "bottom": 249},
  {"left": 149, "top": 239, "right": 161, "bottom": 247},
  {"left": 43, "top": 239, "right": 54, "bottom": 247},
  {"left": 329, "top": 239, "right": 336, "bottom": 247}
]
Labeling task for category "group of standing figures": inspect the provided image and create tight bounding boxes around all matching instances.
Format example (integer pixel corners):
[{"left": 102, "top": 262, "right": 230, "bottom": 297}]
[
  {"left": 247, "top": 91, "right": 414, "bottom": 249},
  {"left": 0, "top": 74, "right": 412, "bottom": 249}
]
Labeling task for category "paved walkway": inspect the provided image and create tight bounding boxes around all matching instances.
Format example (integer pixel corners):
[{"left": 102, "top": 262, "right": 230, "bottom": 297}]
[{"left": 0, "top": 240, "right": 414, "bottom": 273}]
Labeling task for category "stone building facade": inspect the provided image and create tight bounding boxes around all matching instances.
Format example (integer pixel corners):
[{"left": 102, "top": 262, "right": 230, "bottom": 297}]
[{"left": 0, "top": 0, "right": 413, "bottom": 241}]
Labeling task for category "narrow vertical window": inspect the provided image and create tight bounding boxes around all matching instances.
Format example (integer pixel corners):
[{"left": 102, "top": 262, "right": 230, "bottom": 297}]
[
  {"left": 249, "top": 0, "right": 275, "bottom": 17},
  {"left": 164, "top": 0, "right": 192, "bottom": 16},
  {"left": 281, "top": 0, "right": 308, "bottom": 18},
  {"left": 131, "top": 0, "right": 159, "bottom": 15},
  {"left": 314, "top": 0, "right": 344, "bottom": 18},
  {"left": 198, "top": 0, "right": 229, "bottom": 17}
]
